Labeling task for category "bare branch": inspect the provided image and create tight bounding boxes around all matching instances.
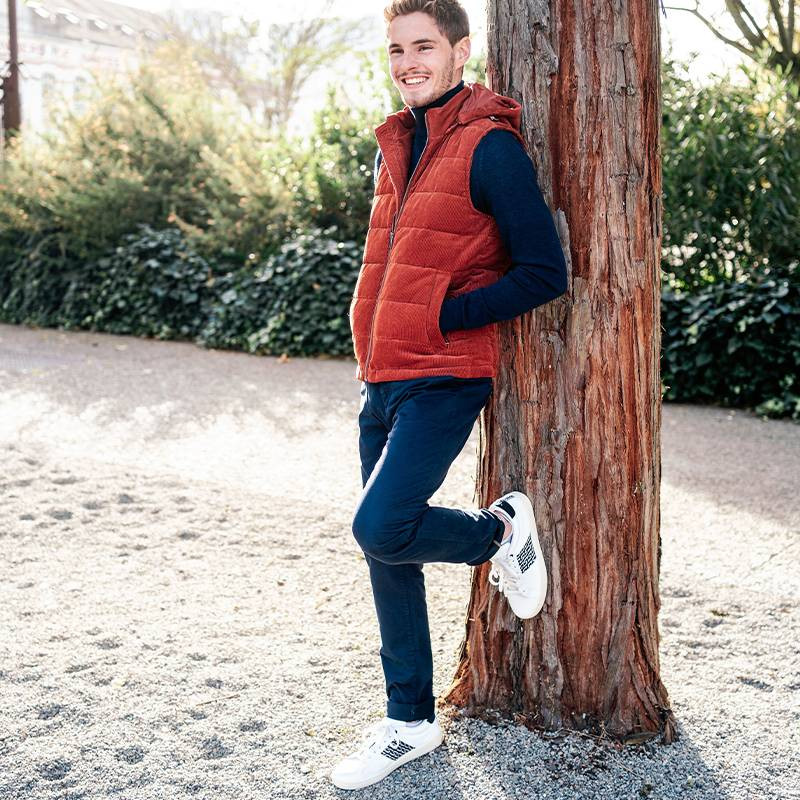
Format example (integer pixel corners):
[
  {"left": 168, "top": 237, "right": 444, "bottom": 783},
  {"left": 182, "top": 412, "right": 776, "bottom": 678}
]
[
  {"left": 667, "top": 1, "right": 800, "bottom": 82},
  {"left": 158, "top": 11, "right": 371, "bottom": 131},
  {"left": 724, "top": 0, "right": 769, "bottom": 50},
  {"left": 766, "top": 0, "right": 791, "bottom": 52},
  {"left": 664, "top": 5, "right": 756, "bottom": 58}
]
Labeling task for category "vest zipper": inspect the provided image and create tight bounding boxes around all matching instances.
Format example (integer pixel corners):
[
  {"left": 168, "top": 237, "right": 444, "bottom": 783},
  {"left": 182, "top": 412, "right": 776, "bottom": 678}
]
[{"left": 364, "top": 134, "right": 447, "bottom": 377}]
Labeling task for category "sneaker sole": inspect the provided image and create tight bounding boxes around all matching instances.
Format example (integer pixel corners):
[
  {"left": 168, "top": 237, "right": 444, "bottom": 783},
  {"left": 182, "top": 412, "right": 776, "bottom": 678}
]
[{"left": 330, "top": 729, "right": 444, "bottom": 790}]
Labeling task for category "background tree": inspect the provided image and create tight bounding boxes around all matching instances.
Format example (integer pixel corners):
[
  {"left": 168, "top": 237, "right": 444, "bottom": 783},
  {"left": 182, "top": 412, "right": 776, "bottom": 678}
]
[
  {"left": 444, "top": 0, "right": 676, "bottom": 742},
  {"left": 664, "top": 0, "right": 800, "bottom": 83},
  {"left": 163, "top": 3, "right": 372, "bottom": 131}
]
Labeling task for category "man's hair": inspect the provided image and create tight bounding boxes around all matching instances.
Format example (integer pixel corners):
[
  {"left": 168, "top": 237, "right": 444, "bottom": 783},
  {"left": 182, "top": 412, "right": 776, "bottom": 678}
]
[{"left": 383, "top": 0, "right": 470, "bottom": 47}]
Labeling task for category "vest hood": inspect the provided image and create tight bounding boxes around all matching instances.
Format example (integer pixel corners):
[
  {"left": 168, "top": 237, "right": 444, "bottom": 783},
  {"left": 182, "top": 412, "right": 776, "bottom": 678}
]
[
  {"left": 375, "top": 82, "right": 524, "bottom": 202},
  {"left": 380, "top": 81, "right": 522, "bottom": 140}
]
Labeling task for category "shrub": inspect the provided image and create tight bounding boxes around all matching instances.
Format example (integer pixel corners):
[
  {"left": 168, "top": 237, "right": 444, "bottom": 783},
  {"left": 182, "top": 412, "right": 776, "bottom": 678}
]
[
  {"left": 8, "top": 222, "right": 363, "bottom": 357},
  {"left": 292, "top": 86, "right": 382, "bottom": 243},
  {"left": 198, "top": 227, "right": 362, "bottom": 357},
  {"left": 285, "top": 52, "right": 392, "bottom": 243},
  {"left": 0, "top": 58, "right": 293, "bottom": 279},
  {"left": 661, "top": 58, "right": 800, "bottom": 293},
  {"left": 661, "top": 261, "right": 800, "bottom": 420},
  {"left": 60, "top": 225, "right": 214, "bottom": 339},
  {"left": 0, "top": 232, "right": 92, "bottom": 327}
]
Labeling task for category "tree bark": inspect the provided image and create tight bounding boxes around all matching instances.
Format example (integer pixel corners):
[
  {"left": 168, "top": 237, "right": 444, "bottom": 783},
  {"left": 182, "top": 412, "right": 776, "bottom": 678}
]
[{"left": 444, "top": 0, "right": 676, "bottom": 743}]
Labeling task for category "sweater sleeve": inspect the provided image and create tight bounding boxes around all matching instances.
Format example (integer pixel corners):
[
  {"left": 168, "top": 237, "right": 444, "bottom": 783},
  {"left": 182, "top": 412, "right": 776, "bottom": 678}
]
[{"left": 438, "top": 129, "right": 568, "bottom": 335}]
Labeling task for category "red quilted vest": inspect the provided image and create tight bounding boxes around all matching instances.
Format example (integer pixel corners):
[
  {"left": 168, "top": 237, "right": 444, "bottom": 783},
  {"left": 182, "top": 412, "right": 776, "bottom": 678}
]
[{"left": 348, "top": 82, "right": 526, "bottom": 383}]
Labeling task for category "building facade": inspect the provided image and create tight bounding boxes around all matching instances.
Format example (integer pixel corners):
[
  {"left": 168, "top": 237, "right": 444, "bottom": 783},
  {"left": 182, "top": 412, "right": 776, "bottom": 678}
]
[{"left": 1, "top": 0, "right": 198, "bottom": 134}]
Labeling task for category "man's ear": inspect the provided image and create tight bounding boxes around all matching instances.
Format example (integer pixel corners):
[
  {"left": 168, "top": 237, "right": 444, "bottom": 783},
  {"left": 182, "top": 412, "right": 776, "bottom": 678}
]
[{"left": 454, "top": 35, "right": 471, "bottom": 71}]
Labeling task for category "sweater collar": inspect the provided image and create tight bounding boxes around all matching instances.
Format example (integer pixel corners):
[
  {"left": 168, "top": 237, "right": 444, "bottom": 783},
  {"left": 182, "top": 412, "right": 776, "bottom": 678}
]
[{"left": 409, "top": 80, "right": 465, "bottom": 129}]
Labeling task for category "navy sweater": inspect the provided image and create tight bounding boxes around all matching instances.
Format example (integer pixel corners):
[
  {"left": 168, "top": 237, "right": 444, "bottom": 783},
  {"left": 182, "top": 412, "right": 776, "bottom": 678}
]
[{"left": 375, "top": 81, "right": 568, "bottom": 335}]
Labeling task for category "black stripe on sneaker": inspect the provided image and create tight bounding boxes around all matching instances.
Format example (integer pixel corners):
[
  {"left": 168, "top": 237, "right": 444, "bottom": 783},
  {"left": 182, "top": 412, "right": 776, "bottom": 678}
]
[
  {"left": 382, "top": 740, "right": 413, "bottom": 760},
  {"left": 496, "top": 499, "right": 516, "bottom": 519}
]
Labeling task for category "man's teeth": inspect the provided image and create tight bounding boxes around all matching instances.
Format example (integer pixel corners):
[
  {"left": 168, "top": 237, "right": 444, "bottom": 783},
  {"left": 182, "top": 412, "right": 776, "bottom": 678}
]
[{"left": 404, "top": 77, "right": 427, "bottom": 85}]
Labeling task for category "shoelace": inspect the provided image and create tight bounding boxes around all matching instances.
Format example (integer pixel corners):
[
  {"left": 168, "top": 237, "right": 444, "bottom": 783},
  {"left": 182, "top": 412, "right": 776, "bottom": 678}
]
[
  {"left": 488, "top": 550, "right": 531, "bottom": 597},
  {"left": 355, "top": 717, "right": 404, "bottom": 759}
]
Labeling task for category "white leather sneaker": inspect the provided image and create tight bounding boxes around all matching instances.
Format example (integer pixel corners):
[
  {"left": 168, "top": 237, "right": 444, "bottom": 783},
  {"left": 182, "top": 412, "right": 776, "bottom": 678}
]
[
  {"left": 487, "top": 491, "right": 547, "bottom": 619},
  {"left": 330, "top": 714, "right": 443, "bottom": 790}
]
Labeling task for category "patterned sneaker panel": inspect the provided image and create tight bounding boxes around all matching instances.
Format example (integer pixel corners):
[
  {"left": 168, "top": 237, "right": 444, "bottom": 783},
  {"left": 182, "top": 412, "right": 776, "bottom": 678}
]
[{"left": 515, "top": 531, "right": 538, "bottom": 574}]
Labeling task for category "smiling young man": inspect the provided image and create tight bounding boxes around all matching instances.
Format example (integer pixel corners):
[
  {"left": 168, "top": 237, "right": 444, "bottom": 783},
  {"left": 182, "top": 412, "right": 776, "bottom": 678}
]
[{"left": 331, "top": 0, "right": 568, "bottom": 790}]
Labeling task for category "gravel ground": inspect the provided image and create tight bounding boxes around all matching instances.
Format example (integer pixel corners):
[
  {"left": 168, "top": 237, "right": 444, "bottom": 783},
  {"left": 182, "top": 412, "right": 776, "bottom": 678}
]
[{"left": 0, "top": 322, "right": 798, "bottom": 800}]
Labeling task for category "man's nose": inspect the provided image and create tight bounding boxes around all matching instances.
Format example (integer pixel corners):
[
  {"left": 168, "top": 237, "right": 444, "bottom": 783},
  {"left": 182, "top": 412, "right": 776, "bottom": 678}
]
[{"left": 397, "top": 52, "right": 422, "bottom": 75}]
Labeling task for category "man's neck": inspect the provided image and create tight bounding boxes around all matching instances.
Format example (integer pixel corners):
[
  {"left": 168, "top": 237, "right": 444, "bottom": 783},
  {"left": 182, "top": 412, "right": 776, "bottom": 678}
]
[{"left": 409, "top": 80, "right": 465, "bottom": 125}]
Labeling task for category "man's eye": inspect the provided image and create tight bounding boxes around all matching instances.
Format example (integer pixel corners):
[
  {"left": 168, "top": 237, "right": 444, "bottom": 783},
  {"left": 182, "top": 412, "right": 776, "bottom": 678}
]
[{"left": 420, "top": 46, "right": 432, "bottom": 51}]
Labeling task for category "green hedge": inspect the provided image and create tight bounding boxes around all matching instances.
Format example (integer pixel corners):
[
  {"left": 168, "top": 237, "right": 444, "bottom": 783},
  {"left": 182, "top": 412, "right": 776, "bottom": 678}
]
[
  {"left": 661, "top": 262, "right": 799, "bottom": 420},
  {"left": 198, "top": 227, "right": 362, "bottom": 356},
  {"left": 8, "top": 218, "right": 797, "bottom": 421},
  {"left": 7, "top": 224, "right": 363, "bottom": 357},
  {"left": 59, "top": 226, "right": 212, "bottom": 339},
  {"left": 3, "top": 221, "right": 797, "bottom": 421}
]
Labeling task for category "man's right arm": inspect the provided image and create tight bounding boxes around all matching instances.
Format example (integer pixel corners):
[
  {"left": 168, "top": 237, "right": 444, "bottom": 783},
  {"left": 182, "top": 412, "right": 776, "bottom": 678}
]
[{"left": 438, "top": 130, "right": 568, "bottom": 334}]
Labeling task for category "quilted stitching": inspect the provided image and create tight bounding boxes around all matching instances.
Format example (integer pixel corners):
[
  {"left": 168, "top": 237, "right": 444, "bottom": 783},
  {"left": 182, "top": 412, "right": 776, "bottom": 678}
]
[{"left": 350, "top": 83, "right": 525, "bottom": 383}]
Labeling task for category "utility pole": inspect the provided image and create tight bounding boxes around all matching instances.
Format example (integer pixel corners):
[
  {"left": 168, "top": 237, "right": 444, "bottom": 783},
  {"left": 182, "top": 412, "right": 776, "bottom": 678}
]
[{"left": 2, "top": 0, "right": 22, "bottom": 140}]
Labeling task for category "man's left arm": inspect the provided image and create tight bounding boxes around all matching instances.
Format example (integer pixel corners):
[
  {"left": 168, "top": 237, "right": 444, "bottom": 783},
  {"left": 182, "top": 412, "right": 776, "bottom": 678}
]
[{"left": 438, "top": 130, "right": 568, "bottom": 334}]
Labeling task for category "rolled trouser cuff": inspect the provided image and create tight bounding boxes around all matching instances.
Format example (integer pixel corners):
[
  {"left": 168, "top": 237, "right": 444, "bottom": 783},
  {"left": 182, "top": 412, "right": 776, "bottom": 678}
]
[{"left": 387, "top": 696, "right": 436, "bottom": 723}]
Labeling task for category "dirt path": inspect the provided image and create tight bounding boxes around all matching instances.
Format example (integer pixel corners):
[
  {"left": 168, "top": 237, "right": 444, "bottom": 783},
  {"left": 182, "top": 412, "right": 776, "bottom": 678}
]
[{"left": 1, "top": 323, "right": 798, "bottom": 800}]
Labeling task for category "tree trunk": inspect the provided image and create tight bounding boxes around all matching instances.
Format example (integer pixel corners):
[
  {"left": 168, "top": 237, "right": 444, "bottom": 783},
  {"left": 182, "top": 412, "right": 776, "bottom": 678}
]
[{"left": 444, "top": 0, "right": 676, "bottom": 742}]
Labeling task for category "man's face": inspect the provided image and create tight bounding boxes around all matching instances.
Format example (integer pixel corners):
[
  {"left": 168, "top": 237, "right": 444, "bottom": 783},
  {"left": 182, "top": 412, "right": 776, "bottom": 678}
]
[{"left": 387, "top": 11, "right": 471, "bottom": 108}]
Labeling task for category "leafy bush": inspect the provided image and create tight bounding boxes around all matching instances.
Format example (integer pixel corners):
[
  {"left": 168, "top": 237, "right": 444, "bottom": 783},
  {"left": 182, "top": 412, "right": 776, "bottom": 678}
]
[
  {"left": 4, "top": 223, "right": 362, "bottom": 357},
  {"left": 0, "top": 232, "right": 89, "bottom": 327},
  {"left": 284, "top": 52, "right": 392, "bottom": 243},
  {"left": 59, "top": 226, "right": 213, "bottom": 339},
  {"left": 291, "top": 86, "right": 382, "bottom": 243},
  {"left": 0, "top": 57, "right": 293, "bottom": 276},
  {"left": 661, "top": 57, "right": 800, "bottom": 293},
  {"left": 661, "top": 261, "right": 799, "bottom": 420},
  {"left": 199, "top": 227, "right": 362, "bottom": 357}
]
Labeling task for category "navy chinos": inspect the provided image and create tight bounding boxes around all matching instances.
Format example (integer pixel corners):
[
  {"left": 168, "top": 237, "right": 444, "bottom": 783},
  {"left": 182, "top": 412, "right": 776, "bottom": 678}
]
[{"left": 353, "top": 375, "right": 504, "bottom": 723}]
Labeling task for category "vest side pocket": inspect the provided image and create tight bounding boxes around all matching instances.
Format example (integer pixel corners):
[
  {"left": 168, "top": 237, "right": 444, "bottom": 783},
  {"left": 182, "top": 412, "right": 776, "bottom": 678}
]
[
  {"left": 426, "top": 271, "right": 451, "bottom": 350},
  {"left": 349, "top": 264, "right": 380, "bottom": 366}
]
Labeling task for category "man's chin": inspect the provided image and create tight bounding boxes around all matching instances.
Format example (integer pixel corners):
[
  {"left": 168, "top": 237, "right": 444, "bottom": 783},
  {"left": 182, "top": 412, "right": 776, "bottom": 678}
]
[{"left": 401, "top": 89, "right": 435, "bottom": 107}]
